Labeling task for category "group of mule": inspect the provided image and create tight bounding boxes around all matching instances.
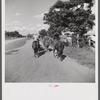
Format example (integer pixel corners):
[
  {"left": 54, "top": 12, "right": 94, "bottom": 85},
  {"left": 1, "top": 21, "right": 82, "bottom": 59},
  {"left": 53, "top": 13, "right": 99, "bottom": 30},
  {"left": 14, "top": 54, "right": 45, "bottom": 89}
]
[{"left": 32, "top": 36, "right": 65, "bottom": 61}]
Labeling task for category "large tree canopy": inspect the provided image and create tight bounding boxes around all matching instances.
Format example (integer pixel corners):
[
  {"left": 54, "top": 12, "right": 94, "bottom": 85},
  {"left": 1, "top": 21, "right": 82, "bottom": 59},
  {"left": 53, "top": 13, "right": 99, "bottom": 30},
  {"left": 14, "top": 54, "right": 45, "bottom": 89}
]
[{"left": 43, "top": 0, "right": 95, "bottom": 37}]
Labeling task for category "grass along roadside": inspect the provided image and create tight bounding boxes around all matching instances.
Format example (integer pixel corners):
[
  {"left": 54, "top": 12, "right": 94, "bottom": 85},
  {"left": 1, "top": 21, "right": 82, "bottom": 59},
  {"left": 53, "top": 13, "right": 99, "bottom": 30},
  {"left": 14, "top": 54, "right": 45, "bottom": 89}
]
[{"left": 64, "top": 46, "right": 95, "bottom": 69}]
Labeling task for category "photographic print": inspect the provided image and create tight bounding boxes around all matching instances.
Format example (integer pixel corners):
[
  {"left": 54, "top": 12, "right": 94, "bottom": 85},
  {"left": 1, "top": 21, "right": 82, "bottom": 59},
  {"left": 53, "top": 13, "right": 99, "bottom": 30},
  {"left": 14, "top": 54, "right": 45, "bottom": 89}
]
[{"left": 5, "top": 0, "right": 96, "bottom": 83}]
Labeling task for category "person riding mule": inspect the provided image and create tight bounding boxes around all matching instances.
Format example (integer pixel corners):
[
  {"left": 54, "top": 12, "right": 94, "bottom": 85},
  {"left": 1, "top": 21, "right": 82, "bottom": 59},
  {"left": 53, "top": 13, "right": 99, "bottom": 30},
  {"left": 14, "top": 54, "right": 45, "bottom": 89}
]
[
  {"left": 52, "top": 32, "right": 65, "bottom": 60},
  {"left": 53, "top": 40, "right": 65, "bottom": 59},
  {"left": 52, "top": 32, "right": 60, "bottom": 47},
  {"left": 43, "top": 36, "right": 51, "bottom": 51},
  {"left": 32, "top": 36, "right": 40, "bottom": 57}
]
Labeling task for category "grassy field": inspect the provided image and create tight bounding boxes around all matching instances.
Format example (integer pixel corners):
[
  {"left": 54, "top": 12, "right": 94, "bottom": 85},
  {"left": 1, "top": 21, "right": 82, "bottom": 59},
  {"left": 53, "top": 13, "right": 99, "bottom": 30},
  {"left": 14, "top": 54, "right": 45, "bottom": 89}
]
[{"left": 64, "top": 46, "right": 95, "bottom": 69}]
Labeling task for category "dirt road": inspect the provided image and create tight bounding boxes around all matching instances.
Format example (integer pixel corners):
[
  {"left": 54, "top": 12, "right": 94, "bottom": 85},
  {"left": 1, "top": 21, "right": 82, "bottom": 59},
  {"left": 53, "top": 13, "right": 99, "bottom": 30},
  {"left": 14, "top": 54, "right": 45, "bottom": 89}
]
[{"left": 5, "top": 39, "right": 95, "bottom": 82}]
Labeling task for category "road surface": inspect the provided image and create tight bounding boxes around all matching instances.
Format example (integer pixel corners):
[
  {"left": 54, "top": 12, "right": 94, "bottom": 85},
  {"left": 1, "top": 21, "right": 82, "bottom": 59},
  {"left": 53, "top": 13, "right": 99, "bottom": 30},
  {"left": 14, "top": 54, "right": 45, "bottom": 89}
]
[
  {"left": 5, "top": 39, "right": 95, "bottom": 82},
  {"left": 5, "top": 38, "right": 25, "bottom": 45}
]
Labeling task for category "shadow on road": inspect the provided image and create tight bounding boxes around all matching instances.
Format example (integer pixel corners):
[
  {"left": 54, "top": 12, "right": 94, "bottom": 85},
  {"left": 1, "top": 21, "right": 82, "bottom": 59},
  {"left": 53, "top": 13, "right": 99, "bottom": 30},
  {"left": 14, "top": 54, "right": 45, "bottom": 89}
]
[
  {"left": 48, "top": 48, "right": 53, "bottom": 52},
  {"left": 5, "top": 49, "right": 19, "bottom": 55},
  {"left": 60, "top": 55, "right": 67, "bottom": 61},
  {"left": 38, "top": 47, "right": 46, "bottom": 57}
]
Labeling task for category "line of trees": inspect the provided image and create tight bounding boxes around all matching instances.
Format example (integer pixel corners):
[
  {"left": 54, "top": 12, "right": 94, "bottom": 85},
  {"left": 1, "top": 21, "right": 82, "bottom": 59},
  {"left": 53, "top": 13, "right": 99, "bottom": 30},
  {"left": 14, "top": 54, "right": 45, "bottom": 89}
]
[{"left": 5, "top": 31, "right": 24, "bottom": 38}]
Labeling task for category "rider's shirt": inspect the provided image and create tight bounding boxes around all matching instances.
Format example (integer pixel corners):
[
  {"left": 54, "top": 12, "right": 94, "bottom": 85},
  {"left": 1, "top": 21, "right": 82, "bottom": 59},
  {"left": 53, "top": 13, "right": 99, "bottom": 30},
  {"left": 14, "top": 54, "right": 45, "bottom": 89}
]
[{"left": 33, "top": 34, "right": 38, "bottom": 41}]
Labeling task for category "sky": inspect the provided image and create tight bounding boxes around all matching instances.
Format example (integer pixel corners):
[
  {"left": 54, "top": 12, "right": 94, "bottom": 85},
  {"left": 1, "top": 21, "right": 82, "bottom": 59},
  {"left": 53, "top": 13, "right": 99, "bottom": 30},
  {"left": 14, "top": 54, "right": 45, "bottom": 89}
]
[
  {"left": 5, "top": 0, "right": 68, "bottom": 35},
  {"left": 5, "top": 0, "right": 95, "bottom": 35}
]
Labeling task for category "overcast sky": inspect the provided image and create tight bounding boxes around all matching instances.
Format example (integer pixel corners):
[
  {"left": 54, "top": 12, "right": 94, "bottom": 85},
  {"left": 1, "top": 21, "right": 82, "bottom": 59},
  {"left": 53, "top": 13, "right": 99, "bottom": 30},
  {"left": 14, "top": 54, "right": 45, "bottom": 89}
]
[{"left": 5, "top": 0, "right": 95, "bottom": 35}]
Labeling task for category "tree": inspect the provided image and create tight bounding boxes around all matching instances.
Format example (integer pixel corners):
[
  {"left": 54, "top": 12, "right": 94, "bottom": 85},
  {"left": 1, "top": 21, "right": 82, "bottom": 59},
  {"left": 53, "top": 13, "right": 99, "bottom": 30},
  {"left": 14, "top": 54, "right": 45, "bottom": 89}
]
[
  {"left": 5, "top": 31, "right": 23, "bottom": 38},
  {"left": 27, "top": 33, "right": 33, "bottom": 38},
  {"left": 39, "top": 29, "right": 47, "bottom": 38},
  {"left": 43, "top": 0, "right": 95, "bottom": 37}
]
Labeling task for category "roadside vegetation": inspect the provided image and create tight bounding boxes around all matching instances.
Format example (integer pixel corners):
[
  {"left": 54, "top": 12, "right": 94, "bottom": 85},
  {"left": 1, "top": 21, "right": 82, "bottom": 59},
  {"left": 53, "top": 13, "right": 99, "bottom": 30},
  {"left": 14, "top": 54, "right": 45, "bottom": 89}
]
[
  {"left": 37, "top": 0, "right": 95, "bottom": 69},
  {"left": 64, "top": 46, "right": 95, "bottom": 69}
]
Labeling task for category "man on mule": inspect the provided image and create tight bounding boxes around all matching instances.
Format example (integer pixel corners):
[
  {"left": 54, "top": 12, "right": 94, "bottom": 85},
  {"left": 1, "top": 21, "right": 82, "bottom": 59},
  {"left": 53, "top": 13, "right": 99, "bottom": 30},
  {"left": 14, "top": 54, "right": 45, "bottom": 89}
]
[
  {"left": 53, "top": 40, "right": 64, "bottom": 59},
  {"left": 43, "top": 36, "right": 51, "bottom": 52},
  {"left": 53, "top": 33, "right": 65, "bottom": 60},
  {"left": 32, "top": 35, "right": 40, "bottom": 57}
]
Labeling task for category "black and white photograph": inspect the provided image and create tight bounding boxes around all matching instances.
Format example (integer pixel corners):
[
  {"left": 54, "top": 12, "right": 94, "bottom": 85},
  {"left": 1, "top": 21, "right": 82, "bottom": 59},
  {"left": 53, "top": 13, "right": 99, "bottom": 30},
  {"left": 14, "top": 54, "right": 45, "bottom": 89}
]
[{"left": 5, "top": 0, "right": 96, "bottom": 83}]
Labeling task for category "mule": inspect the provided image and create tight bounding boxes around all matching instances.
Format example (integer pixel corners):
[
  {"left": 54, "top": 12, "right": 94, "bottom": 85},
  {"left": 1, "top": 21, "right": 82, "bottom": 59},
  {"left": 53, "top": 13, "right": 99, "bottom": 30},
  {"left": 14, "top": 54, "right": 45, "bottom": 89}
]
[
  {"left": 53, "top": 40, "right": 65, "bottom": 60},
  {"left": 32, "top": 40, "right": 40, "bottom": 57}
]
